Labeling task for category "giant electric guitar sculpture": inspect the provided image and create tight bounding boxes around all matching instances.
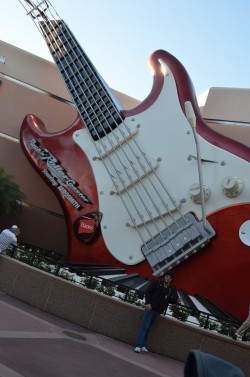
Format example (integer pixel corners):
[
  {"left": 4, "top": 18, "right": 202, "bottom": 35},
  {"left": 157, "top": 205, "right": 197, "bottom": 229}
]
[{"left": 18, "top": 0, "right": 250, "bottom": 319}]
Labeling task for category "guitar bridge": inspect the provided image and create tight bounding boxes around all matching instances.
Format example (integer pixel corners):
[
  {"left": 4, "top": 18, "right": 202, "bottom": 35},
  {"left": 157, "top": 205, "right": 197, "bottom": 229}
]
[{"left": 141, "top": 213, "right": 215, "bottom": 275}]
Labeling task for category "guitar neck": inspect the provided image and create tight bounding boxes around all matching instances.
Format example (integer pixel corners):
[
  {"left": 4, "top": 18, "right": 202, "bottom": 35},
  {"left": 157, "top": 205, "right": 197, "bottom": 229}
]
[
  {"left": 19, "top": 0, "right": 123, "bottom": 141},
  {"left": 40, "top": 19, "right": 123, "bottom": 140}
]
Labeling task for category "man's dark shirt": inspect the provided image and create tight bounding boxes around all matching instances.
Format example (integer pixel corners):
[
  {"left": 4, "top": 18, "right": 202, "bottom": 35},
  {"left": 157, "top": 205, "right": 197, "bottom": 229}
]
[{"left": 145, "top": 279, "right": 179, "bottom": 313}]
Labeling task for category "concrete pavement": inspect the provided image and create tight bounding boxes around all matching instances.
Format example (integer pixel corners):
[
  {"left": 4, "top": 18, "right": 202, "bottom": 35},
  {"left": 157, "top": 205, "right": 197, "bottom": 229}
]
[{"left": 0, "top": 291, "right": 184, "bottom": 377}]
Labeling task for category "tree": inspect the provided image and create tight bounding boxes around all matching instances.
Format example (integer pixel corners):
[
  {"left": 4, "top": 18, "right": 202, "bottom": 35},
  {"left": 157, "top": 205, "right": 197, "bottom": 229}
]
[{"left": 0, "top": 167, "right": 25, "bottom": 216}]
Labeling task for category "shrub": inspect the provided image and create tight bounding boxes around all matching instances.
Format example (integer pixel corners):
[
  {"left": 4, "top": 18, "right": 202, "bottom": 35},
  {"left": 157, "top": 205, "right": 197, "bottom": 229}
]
[
  {"left": 169, "top": 304, "right": 189, "bottom": 321},
  {"left": 0, "top": 167, "right": 25, "bottom": 216}
]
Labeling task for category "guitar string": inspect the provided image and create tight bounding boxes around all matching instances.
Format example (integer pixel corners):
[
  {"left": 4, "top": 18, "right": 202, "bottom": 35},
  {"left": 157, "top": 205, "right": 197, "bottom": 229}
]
[
  {"left": 52, "top": 22, "right": 177, "bottom": 236},
  {"left": 43, "top": 21, "right": 159, "bottom": 243},
  {"left": 49, "top": 20, "right": 191, "bottom": 255},
  {"left": 19, "top": 0, "right": 193, "bottom": 266},
  {"left": 63, "top": 31, "right": 185, "bottom": 231},
  {"left": 51, "top": 18, "right": 175, "bottom": 231},
  {"left": 19, "top": 0, "right": 155, "bottom": 247},
  {"left": 20, "top": 0, "right": 192, "bottom": 262},
  {"left": 24, "top": 0, "right": 201, "bottom": 270},
  {"left": 52, "top": 13, "right": 188, "bottom": 236}
]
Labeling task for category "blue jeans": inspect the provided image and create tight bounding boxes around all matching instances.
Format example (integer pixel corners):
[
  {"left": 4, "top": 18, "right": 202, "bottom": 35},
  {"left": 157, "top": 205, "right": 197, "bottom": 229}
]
[{"left": 135, "top": 309, "right": 160, "bottom": 348}]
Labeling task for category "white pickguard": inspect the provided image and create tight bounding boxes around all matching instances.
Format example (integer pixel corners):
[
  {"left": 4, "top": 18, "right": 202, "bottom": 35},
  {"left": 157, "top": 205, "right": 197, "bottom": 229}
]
[{"left": 73, "top": 71, "right": 250, "bottom": 266}]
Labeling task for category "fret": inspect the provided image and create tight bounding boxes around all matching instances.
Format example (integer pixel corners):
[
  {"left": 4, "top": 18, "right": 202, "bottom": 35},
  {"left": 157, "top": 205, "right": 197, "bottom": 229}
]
[{"left": 40, "top": 19, "right": 123, "bottom": 141}]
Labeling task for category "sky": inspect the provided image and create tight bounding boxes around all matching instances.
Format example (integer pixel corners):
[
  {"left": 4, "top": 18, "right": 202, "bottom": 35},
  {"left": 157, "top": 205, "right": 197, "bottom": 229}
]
[{"left": 1, "top": 0, "right": 250, "bottom": 101}]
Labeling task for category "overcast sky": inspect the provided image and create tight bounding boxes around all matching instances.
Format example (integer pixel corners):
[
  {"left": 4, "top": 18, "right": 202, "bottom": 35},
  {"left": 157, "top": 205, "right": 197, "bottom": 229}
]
[{"left": 1, "top": 0, "right": 250, "bottom": 101}]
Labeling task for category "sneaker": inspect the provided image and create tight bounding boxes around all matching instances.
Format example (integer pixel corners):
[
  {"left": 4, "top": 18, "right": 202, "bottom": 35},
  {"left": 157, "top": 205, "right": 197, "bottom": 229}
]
[
  {"left": 134, "top": 347, "right": 141, "bottom": 353},
  {"left": 141, "top": 346, "right": 149, "bottom": 352},
  {"left": 231, "top": 333, "right": 240, "bottom": 340}
]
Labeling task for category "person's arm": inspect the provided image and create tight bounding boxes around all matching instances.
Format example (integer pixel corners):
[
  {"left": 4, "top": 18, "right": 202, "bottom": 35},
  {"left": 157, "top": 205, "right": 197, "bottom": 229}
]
[
  {"left": 145, "top": 280, "right": 158, "bottom": 310},
  {"left": 169, "top": 285, "right": 181, "bottom": 304}
]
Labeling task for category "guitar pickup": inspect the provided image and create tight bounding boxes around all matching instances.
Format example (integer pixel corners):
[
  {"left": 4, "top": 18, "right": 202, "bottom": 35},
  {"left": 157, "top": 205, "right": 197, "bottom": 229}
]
[{"left": 94, "top": 122, "right": 138, "bottom": 159}]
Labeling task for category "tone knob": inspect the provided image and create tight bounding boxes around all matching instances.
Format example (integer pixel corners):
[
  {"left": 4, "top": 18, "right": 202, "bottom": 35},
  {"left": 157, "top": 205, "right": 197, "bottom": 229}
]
[
  {"left": 189, "top": 183, "right": 210, "bottom": 204},
  {"left": 221, "top": 176, "right": 243, "bottom": 197}
]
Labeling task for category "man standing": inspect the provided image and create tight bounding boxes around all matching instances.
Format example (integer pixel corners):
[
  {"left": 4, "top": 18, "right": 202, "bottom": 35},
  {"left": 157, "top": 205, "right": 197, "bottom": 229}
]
[
  {"left": 0, "top": 225, "right": 20, "bottom": 253},
  {"left": 134, "top": 270, "right": 181, "bottom": 353}
]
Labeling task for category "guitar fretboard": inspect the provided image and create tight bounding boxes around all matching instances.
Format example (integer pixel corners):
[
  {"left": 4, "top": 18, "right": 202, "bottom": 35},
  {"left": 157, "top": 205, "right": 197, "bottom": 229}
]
[{"left": 40, "top": 20, "right": 123, "bottom": 141}]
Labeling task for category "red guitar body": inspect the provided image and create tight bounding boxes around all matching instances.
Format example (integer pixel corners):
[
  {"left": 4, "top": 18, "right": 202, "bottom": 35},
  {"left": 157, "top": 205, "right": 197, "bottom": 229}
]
[{"left": 20, "top": 49, "right": 250, "bottom": 321}]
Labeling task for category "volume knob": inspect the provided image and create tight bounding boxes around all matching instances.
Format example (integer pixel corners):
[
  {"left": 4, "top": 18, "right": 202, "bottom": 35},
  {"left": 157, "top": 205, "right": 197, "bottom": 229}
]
[
  {"left": 189, "top": 183, "right": 210, "bottom": 204},
  {"left": 221, "top": 176, "right": 243, "bottom": 197}
]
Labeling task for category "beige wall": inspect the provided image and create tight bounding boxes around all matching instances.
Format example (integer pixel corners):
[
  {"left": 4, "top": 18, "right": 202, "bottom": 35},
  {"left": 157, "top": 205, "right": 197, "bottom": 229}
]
[
  {"left": 198, "top": 87, "right": 250, "bottom": 148},
  {"left": 200, "top": 87, "right": 250, "bottom": 123}
]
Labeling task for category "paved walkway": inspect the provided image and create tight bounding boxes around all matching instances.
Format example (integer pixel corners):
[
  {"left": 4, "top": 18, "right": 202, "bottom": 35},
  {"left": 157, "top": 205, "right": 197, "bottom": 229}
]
[{"left": 0, "top": 291, "right": 185, "bottom": 377}]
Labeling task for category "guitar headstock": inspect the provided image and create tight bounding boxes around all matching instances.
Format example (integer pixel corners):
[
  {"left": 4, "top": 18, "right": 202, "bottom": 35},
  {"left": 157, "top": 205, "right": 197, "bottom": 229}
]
[{"left": 18, "top": 0, "right": 52, "bottom": 22}]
